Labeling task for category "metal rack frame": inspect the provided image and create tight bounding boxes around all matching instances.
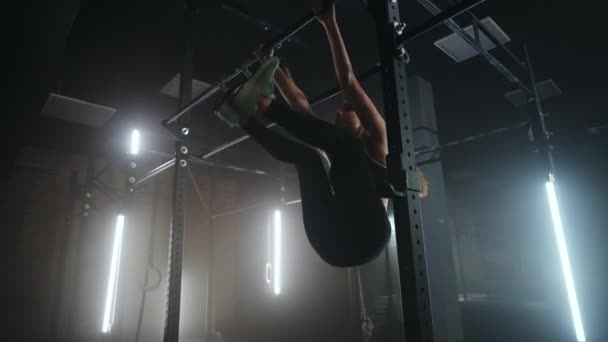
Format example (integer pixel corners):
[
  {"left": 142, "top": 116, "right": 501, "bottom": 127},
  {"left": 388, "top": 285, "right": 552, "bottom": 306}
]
[{"left": 108, "top": 0, "right": 567, "bottom": 341}]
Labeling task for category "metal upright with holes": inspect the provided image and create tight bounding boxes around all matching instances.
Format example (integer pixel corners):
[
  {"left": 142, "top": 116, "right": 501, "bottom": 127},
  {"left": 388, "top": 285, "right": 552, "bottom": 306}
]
[
  {"left": 369, "top": 0, "right": 434, "bottom": 341},
  {"left": 163, "top": 1, "right": 196, "bottom": 341}
]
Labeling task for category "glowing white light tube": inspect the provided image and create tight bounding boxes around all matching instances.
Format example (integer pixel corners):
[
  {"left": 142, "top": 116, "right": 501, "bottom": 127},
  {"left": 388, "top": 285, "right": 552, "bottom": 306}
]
[
  {"left": 546, "top": 180, "right": 585, "bottom": 342},
  {"left": 273, "top": 210, "right": 282, "bottom": 295},
  {"left": 130, "top": 130, "right": 140, "bottom": 155},
  {"left": 102, "top": 215, "right": 125, "bottom": 333}
]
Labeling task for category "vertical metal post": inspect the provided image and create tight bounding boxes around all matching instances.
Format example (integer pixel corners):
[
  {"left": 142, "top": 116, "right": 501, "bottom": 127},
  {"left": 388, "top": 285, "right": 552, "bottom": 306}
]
[
  {"left": 369, "top": 0, "right": 434, "bottom": 341},
  {"left": 68, "top": 152, "right": 96, "bottom": 337},
  {"left": 135, "top": 174, "right": 162, "bottom": 342},
  {"left": 163, "top": 1, "right": 196, "bottom": 341},
  {"left": 51, "top": 170, "right": 78, "bottom": 338}
]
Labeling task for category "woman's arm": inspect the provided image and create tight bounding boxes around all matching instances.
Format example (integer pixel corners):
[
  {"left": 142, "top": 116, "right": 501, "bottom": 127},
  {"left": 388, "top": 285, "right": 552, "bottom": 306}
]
[{"left": 318, "top": 5, "right": 388, "bottom": 152}]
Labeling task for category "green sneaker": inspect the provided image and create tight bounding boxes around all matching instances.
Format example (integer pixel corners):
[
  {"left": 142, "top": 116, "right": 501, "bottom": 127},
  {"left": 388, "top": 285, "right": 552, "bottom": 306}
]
[{"left": 215, "top": 57, "right": 280, "bottom": 127}]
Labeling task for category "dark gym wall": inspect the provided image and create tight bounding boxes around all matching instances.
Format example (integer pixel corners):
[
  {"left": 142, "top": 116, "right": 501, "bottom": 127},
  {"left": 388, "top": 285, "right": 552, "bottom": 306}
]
[{"left": 6, "top": 0, "right": 82, "bottom": 178}]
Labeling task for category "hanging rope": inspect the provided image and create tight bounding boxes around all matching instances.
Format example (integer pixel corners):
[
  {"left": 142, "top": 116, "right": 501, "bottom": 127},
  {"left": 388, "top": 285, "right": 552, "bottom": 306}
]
[{"left": 357, "top": 267, "right": 374, "bottom": 342}]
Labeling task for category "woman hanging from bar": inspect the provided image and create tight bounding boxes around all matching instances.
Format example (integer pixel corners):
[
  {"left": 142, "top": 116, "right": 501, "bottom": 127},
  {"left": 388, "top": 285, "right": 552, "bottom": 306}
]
[{"left": 215, "top": 4, "right": 427, "bottom": 267}]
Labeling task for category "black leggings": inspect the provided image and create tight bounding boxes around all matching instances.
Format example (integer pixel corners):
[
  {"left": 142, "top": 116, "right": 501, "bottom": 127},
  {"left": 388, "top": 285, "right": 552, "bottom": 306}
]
[{"left": 243, "top": 101, "right": 391, "bottom": 267}]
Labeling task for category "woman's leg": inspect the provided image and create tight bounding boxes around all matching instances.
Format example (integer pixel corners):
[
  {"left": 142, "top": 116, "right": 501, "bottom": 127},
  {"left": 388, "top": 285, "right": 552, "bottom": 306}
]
[
  {"left": 252, "top": 104, "right": 391, "bottom": 266},
  {"left": 243, "top": 117, "right": 325, "bottom": 166},
  {"left": 330, "top": 137, "right": 392, "bottom": 266},
  {"left": 215, "top": 57, "right": 346, "bottom": 153},
  {"left": 245, "top": 118, "right": 371, "bottom": 266},
  {"left": 243, "top": 118, "right": 339, "bottom": 254},
  {"left": 245, "top": 118, "right": 389, "bottom": 267},
  {"left": 260, "top": 101, "right": 352, "bottom": 154}
]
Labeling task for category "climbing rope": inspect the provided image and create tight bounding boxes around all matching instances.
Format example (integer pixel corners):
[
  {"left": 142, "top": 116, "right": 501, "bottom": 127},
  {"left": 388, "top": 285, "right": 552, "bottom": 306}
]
[{"left": 357, "top": 267, "right": 374, "bottom": 342}]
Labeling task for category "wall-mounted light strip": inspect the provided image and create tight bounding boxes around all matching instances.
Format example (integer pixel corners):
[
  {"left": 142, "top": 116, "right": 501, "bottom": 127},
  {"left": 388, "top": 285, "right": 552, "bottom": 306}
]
[
  {"left": 545, "top": 178, "right": 586, "bottom": 342},
  {"left": 102, "top": 215, "right": 126, "bottom": 333},
  {"left": 130, "top": 130, "right": 140, "bottom": 155},
  {"left": 273, "top": 210, "right": 282, "bottom": 295}
]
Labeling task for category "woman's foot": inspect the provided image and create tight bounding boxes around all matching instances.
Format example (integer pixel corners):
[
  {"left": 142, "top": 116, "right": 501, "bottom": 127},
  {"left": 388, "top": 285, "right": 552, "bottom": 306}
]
[{"left": 215, "top": 57, "right": 280, "bottom": 127}]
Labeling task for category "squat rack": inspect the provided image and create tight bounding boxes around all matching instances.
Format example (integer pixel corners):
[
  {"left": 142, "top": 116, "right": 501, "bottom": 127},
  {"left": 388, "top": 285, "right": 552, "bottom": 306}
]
[{"left": 113, "top": 0, "right": 566, "bottom": 341}]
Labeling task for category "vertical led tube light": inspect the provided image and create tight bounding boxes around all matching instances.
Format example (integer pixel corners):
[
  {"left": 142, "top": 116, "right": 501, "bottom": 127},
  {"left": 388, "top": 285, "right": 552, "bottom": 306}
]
[
  {"left": 130, "top": 130, "right": 140, "bottom": 155},
  {"left": 102, "top": 215, "right": 125, "bottom": 333},
  {"left": 273, "top": 210, "right": 282, "bottom": 295},
  {"left": 545, "top": 177, "right": 585, "bottom": 342}
]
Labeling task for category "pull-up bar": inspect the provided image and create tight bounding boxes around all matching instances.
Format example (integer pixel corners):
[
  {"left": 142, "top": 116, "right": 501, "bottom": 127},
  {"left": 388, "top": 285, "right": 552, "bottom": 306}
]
[
  {"left": 168, "top": 0, "right": 489, "bottom": 161},
  {"left": 163, "top": 9, "right": 321, "bottom": 126},
  {"left": 131, "top": 0, "right": 503, "bottom": 196},
  {"left": 163, "top": 0, "right": 490, "bottom": 129}
]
